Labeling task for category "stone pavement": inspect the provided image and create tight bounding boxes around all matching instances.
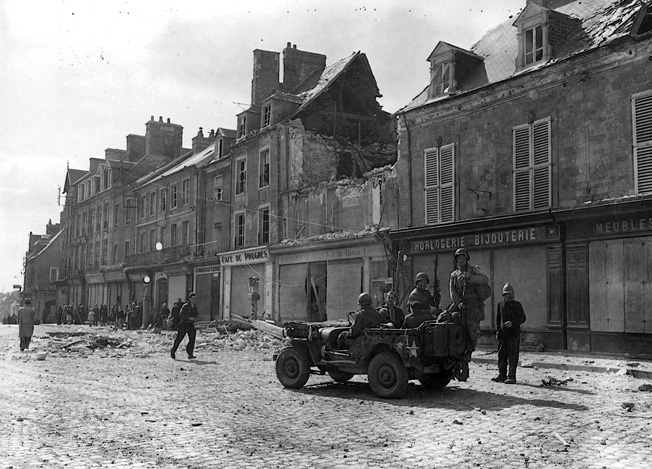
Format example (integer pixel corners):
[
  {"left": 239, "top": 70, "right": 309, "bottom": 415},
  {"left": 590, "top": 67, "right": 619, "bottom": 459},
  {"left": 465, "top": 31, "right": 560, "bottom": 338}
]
[{"left": 1, "top": 324, "right": 651, "bottom": 469}]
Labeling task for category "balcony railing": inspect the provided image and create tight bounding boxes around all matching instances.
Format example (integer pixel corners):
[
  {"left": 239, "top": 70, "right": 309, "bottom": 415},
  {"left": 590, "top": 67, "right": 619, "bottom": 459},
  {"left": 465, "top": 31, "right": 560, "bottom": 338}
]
[{"left": 126, "top": 245, "right": 191, "bottom": 267}]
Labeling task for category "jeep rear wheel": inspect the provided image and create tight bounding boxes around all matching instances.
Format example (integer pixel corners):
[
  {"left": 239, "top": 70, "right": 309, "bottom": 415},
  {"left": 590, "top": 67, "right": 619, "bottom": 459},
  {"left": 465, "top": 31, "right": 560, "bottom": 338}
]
[
  {"left": 276, "top": 346, "right": 310, "bottom": 389},
  {"left": 328, "top": 370, "right": 355, "bottom": 383},
  {"left": 419, "top": 370, "right": 452, "bottom": 389},
  {"left": 368, "top": 352, "right": 408, "bottom": 399}
]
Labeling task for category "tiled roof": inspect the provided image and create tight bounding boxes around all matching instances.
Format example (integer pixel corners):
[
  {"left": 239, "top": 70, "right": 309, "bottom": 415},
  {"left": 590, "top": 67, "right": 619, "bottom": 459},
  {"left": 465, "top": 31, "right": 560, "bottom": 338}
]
[{"left": 403, "top": 0, "right": 643, "bottom": 111}]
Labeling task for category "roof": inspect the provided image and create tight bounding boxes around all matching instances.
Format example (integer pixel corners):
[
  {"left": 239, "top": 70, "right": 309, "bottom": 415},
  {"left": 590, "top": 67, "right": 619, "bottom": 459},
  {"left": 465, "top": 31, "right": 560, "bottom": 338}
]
[
  {"left": 403, "top": 0, "right": 644, "bottom": 111},
  {"left": 143, "top": 141, "right": 216, "bottom": 186}
]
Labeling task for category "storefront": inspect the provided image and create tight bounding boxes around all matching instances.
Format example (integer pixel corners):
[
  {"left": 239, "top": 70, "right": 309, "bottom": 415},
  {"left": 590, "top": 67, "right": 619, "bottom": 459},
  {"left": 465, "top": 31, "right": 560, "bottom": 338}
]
[
  {"left": 193, "top": 264, "right": 221, "bottom": 321},
  {"left": 85, "top": 273, "right": 106, "bottom": 310},
  {"left": 561, "top": 203, "right": 652, "bottom": 354},
  {"left": 272, "top": 237, "right": 391, "bottom": 324},
  {"left": 220, "top": 247, "right": 270, "bottom": 320},
  {"left": 103, "top": 268, "right": 129, "bottom": 311},
  {"left": 390, "top": 214, "right": 562, "bottom": 349}
]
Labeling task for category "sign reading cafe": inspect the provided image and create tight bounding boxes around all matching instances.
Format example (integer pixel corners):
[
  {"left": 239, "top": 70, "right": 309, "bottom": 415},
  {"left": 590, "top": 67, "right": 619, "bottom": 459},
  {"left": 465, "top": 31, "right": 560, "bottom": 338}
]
[{"left": 220, "top": 248, "right": 269, "bottom": 266}]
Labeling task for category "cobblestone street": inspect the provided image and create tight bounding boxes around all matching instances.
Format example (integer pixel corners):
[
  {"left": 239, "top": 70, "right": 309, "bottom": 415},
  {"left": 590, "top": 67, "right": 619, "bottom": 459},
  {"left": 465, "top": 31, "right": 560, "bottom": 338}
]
[{"left": 1, "top": 324, "right": 651, "bottom": 469}]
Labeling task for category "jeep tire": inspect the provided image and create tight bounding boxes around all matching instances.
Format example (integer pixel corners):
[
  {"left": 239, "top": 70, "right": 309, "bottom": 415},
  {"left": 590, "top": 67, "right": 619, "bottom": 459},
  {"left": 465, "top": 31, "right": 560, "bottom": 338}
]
[
  {"left": 368, "top": 351, "right": 409, "bottom": 398},
  {"left": 276, "top": 346, "right": 310, "bottom": 389}
]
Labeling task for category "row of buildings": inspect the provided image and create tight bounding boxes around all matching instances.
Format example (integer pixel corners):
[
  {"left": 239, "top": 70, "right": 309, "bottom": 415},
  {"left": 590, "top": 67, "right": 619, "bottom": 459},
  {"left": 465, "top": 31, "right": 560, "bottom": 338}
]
[{"left": 24, "top": 0, "right": 652, "bottom": 355}]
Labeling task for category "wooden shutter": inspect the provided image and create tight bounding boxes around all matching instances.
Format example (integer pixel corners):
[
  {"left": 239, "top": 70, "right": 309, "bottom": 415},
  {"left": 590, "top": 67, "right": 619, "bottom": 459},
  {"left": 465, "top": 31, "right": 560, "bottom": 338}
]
[
  {"left": 424, "top": 144, "right": 455, "bottom": 224},
  {"left": 533, "top": 119, "right": 551, "bottom": 209},
  {"left": 513, "top": 118, "right": 551, "bottom": 211},
  {"left": 513, "top": 125, "right": 531, "bottom": 212},
  {"left": 634, "top": 92, "right": 652, "bottom": 193},
  {"left": 424, "top": 148, "right": 440, "bottom": 224}
]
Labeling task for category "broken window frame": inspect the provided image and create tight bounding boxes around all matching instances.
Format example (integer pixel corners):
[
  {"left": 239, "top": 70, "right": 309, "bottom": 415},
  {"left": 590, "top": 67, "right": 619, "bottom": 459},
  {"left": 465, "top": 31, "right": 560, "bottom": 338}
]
[
  {"left": 633, "top": 90, "right": 652, "bottom": 194},
  {"left": 513, "top": 117, "right": 552, "bottom": 212},
  {"left": 214, "top": 175, "right": 224, "bottom": 201},
  {"left": 238, "top": 116, "right": 247, "bottom": 139},
  {"left": 424, "top": 143, "right": 456, "bottom": 224},
  {"left": 259, "top": 148, "right": 270, "bottom": 188},
  {"left": 432, "top": 62, "right": 452, "bottom": 97}
]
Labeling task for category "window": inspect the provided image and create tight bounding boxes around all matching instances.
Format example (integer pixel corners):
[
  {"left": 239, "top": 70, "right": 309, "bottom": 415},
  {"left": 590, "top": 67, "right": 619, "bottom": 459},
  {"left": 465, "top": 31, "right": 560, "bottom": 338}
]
[
  {"left": 432, "top": 62, "right": 452, "bottom": 96},
  {"left": 112, "top": 243, "right": 118, "bottom": 264},
  {"left": 262, "top": 104, "right": 271, "bottom": 128},
  {"left": 149, "top": 229, "right": 156, "bottom": 251},
  {"left": 634, "top": 91, "right": 652, "bottom": 194},
  {"left": 159, "top": 227, "right": 166, "bottom": 248},
  {"left": 98, "top": 208, "right": 103, "bottom": 232},
  {"left": 513, "top": 117, "right": 551, "bottom": 212},
  {"left": 238, "top": 116, "right": 247, "bottom": 138},
  {"left": 104, "top": 204, "right": 109, "bottom": 229},
  {"left": 259, "top": 149, "right": 270, "bottom": 188},
  {"left": 213, "top": 223, "right": 223, "bottom": 252},
  {"left": 94, "top": 177, "right": 100, "bottom": 194},
  {"left": 217, "top": 138, "right": 224, "bottom": 158},
  {"left": 235, "top": 212, "right": 245, "bottom": 248},
  {"left": 214, "top": 175, "right": 224, "bottom": 201},
  {"left": 171, "top": 224, "right": 178, "bottom": 246},
  {"left": 171, "top": 184, "right": 178, "bottom": 208},
  {"left": 182, "top": 179, "right": 190, "bottom": 205},
  {"left": 125, "top": 240, "right": 130, "bottom": 257},
  {"left": 182, "top": 221, "right": 189, "bottom": 245},
  {"left": 102, "top": 239, "right": 108, "bottom": 265},
  {"left": 88, "top": 244, "right": 93, "bottom": 269},
  {"left": 149, "top": 192, "right": 156, "bottom": 216},
  {"left": 525, "top": 25, "right": 544, "bottom": 66},
  {"left": 138, "top": 197, "right": 144, "bottom": 219},
  {"left": 104, "top": 168, "right": 111, "bottom": 189},
  {"left": 424, "top": 143, "right": 455, "bottom": 224},
  {"left": 236, "top": 157, "right": 247, "bottom": 194},
  {"left": 161, "top": 188, "right": 167, "bottom": 211},
  {"left": 259, "top": 206, "right": 270, "bottom": 244},
  {"left": 125, "top": 199, "right": 132, "bottom": 225},
  {"left": 95, "top": 240, "right": 101, "bottom": 267},
  {"left": 114, "top": 204, "right": 119, "bottom": 227},
  {"left": 50, "top": 267, "right": 59, "bottom": 282},
  {"left": 82, "top": 211, "right": 88, "bottom": 236},
  {"left": 138, "top": 232, "right": 145, "bottom": 253}
]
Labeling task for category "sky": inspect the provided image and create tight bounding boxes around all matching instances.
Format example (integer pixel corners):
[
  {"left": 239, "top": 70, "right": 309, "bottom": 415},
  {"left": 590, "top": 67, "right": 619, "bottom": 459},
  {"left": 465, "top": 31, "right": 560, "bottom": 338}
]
[{"left": 0, "top": 0, "right": 525, "bottom": 293}]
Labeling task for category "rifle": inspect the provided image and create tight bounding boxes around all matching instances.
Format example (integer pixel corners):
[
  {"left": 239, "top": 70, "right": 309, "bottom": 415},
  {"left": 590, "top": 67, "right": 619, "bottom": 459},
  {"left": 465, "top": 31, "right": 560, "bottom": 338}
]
[{"left": 433, "top": 249, "right": 441, "bottom": 309}]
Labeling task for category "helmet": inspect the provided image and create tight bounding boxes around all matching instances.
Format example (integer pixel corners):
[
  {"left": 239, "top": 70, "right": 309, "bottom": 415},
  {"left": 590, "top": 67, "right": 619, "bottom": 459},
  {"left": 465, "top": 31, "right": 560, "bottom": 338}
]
[
  {"left": 502, "top": 283, "right": 515, "bottom": 295},
  {"left": 454, "top": 248, "right": 470, "bottom": 260},
  {"left": 357, "top": 292, "right": 372, "bottom": 306},
  {"left": 415, "top": 272, "right": 430, "bottom": 284}
]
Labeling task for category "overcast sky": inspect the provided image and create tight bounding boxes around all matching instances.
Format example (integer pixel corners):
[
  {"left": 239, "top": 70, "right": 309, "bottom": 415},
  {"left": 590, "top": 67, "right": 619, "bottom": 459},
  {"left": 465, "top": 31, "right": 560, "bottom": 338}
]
[{"left": 0, "top": 0, "right": 525, "bottom": 293}]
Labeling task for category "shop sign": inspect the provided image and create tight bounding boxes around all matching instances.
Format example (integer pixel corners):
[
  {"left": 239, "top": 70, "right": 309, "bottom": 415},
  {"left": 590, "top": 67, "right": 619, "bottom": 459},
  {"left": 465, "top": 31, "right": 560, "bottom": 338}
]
[
  {"left": 592, "top": 217, "right": 652, "bottom": 238},
  {"left": 195, "top": 265, "right": 221, "bottom": 274},
  {"left": 104, "top": 270, "right": 127, "bottom": 282},
  {"left": 279, "top": 244, "right": 385, "bottom": 264},
  {"left": 85, "top": 273, "right": 105, "bottom": 284},
  {"left": 220, "top": 248, "right": 269, "bottom": 266},
  {"left": 412, "top": 225, "right": 556, "bottom": 253}
]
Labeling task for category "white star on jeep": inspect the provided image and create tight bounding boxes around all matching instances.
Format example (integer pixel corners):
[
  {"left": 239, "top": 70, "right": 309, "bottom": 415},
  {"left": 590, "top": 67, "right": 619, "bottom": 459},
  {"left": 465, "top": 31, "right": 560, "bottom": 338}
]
[
  {"left": 407, "top": 341, "right": 419, "bottom": 358},
  {"left": 395, "top": 340, "right": 405, "bottom": 350}
]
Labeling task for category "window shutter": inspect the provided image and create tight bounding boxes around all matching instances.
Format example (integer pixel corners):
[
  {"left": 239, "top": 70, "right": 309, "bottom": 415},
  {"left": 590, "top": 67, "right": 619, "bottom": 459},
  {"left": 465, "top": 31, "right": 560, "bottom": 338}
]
[
  {"left": 424, "top": 148, "right": 439, "bottom": 224},
  {"left": 440, "top": 144, "right": 455, "bottom": 222},
  {"left": 514, "top": 125, "right": 531, "bottom": 211},
  {"left": 634, "top": 93, "right": 652, "bottom": 193},
  {"left": 533, "top": 119, "right": 551, "bottom": 209}
]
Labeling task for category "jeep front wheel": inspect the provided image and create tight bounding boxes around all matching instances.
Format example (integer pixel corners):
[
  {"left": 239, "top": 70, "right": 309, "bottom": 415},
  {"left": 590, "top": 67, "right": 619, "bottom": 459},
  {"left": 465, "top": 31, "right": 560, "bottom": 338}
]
[
  {"left": 419, "top": 370, "right": 452, "bottom": 389},
  {"left": 328, "top": 370, "right": 355, "bottom": 383},
  {"left": 368, "top": 352, "right": 408, "bottom": 398},
  {"left": 276, "top": 346, "right": 310, "bottom": 389}
]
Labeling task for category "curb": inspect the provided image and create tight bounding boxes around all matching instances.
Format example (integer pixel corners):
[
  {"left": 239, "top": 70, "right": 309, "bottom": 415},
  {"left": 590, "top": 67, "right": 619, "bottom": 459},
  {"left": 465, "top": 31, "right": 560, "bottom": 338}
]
[{"left": 471, "top": 357, "right": 652, "bottom": 380}]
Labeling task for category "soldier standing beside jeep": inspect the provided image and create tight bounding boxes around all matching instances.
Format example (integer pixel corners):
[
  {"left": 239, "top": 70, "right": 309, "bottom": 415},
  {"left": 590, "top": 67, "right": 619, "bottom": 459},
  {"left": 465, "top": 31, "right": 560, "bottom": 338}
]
[
  {"left": 449, "top": 248, "right": 490, "bottom": 361},
  {"left": 492, "top": 283, "right": 526, "bottom": 384}
]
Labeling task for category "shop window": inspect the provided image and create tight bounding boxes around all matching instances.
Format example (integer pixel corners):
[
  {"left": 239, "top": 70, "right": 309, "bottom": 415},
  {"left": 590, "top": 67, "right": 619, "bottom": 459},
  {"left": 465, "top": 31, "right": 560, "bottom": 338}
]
[
  {"left": 513, "top": 117, "right": 551, "bottom": 212},
  {"left": 235, "top": 212, "right": 245, "bottom": 248},
  {"left": 424, "top": 143, "right": 455, "bottom": 224},
  {"left": 633, "top": 90, "right": 652, "bottom": 194},
  {"left": 259, "top": 149, "right": 270, "bottom": 188},
  {"left": 236, "top": 157, "right": 247, "bottom": 194},
  {"left": 259, "top": 206, "right": 270, "bottom": 244}
]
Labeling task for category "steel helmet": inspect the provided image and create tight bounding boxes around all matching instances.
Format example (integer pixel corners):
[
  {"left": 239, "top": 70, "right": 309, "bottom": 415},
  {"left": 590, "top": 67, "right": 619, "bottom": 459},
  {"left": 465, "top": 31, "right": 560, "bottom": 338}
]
[
  {"left": 454, "top": 248, "right": 470, "bottom": 260},
  {"left": 502, "top": 283, "right": 515, "bottom": 295},
  {"left": 357, "top": 292, "right": 373, "bottom": 306},
  {"left": 415, "top": 272, "right": 430, "bottom": 284}
]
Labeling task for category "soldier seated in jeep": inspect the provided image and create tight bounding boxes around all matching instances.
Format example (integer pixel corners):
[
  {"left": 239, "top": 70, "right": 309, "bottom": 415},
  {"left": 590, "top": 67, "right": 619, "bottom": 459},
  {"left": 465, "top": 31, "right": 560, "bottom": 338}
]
[
  {"left": 337, "top": 292, "right": 387, "bottom": 348},
  {"left": 401, "top": 301, "right": 434, "bottom": 328}
]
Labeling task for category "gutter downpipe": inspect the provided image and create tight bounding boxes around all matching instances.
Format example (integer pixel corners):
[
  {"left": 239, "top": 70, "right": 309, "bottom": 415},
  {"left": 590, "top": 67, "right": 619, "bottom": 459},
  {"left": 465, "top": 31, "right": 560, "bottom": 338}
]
[{"left": 400, "top": 113, "right": 414, "bottom": 228}]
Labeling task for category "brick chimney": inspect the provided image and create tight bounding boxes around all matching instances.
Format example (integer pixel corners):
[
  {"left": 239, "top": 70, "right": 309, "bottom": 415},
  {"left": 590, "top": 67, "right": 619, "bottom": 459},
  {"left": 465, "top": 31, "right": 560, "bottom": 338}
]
[
  {"left": 126, "top": 134, "right": 146, "bottom": 162},
  {"left": 192, "top": 127, "right": 214, "bottom": 154},
  {"left": 252, "top": 50, "right": 281, "bottom": 106},
  {"left": 282, "top": 43, "right": 326, "bottom": 94},
  {"left": 145, "top": 116, "right": 183, "bottom": 159}
]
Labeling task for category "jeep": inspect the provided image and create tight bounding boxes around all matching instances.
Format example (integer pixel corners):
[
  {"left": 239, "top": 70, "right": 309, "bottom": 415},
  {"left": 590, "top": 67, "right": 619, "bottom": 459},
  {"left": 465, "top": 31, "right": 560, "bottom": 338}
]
[{"left": 275, "top": 312, "right": 468, "bottom": 399}]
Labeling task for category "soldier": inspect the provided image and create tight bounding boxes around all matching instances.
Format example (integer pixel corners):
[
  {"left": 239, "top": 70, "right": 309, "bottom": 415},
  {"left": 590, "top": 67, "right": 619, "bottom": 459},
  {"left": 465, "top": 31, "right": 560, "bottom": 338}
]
[
  {"left": 408, "top": 272, "right": 440, "bottom": 315},
  {"left": 378, "top": 290, "right": 405, "bottom": 328},
  {"left": 171, "top": 292, "right": 199, "bottom": 360},
  {"left": 338, "top": 292, "right": 387, "bottom": 347},
  {"left": 492, "top": 283, "right": 526, "bottom": 384},
  {"left": 401, "top": 301, "right": 434, "bottom": 328},
  {"left": 449, "top": 248, "right": 491, "bottom": 361}
]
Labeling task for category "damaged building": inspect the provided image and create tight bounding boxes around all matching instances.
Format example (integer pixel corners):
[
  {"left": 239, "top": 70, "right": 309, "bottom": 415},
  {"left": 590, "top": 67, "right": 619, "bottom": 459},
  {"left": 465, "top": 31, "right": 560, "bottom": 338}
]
[{"left": 218, "top": 44, "right": 397, "bottom": 323}]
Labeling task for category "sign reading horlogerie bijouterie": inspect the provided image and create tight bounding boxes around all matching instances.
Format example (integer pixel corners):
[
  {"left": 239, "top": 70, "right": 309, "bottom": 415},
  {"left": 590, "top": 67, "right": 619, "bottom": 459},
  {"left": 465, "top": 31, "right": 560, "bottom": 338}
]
[{"left": 411, "top": 225, "right": 559, "bottom": 253}]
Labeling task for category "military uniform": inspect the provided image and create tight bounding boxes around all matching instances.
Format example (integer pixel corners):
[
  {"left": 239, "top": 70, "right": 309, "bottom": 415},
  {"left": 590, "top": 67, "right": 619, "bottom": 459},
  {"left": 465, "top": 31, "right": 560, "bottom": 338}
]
[
  {"left": 495, "top": 293, "right": 526, "bottom": 382},
  {"left": 449, "top": 264, "right": 489, "bottom": 357}
]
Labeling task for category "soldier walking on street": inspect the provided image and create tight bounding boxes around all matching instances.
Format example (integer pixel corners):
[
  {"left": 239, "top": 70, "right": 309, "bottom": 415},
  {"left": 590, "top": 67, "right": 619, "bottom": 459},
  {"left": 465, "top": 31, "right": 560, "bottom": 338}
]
[
  {"left": 171, "top": 293, "right": 199, "bottom": 359},
  {"left": 449, "top": 248, "right": 491, "bottom": 361}
]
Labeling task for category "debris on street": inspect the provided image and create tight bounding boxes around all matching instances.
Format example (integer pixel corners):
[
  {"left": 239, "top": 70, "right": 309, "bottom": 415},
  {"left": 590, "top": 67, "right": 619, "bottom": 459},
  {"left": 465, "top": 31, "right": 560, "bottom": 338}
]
[
  {"left": 638, "top": 384, "right": 652, "bottom": 392},
  {"left": 541, "top": 376, "right": 573, "bottom": 387}
]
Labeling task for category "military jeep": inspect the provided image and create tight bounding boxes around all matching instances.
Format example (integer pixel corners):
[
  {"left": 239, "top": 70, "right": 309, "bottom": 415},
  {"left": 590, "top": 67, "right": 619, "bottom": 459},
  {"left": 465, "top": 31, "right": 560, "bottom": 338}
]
[{"left": 275, "top": 313, "right": 468, "bottom": 399}]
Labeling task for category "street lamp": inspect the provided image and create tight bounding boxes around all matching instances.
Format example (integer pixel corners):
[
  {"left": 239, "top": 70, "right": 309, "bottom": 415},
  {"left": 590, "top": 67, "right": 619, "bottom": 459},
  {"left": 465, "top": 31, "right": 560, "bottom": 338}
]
[{"left": 142, "top": 275, "right": 151, "bottom": 329}]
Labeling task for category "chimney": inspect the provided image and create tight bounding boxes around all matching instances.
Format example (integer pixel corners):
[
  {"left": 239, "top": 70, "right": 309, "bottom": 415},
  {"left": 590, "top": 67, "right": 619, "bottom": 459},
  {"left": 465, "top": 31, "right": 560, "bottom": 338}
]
[
  {"left": 192, "top": 127, "right": 214, "bottom": 154},
  {"left": 252, "top": 49, "right": 281, "bottom": 106},
  {"left": 282, "top": 44, "right": 326, "bottom": 94},
  {"left": 145, "top": 117, "right": 184, "bottom": 160},
  {"left": 126, "top": 134, "right": 146, "bottom": 162}
]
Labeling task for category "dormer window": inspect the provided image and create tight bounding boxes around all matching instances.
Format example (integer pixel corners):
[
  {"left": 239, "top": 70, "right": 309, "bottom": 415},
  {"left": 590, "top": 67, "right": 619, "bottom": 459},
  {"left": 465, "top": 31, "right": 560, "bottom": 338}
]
[
  {"left": 427, "top": 42, "right": 483, "bottom": 100},
  {"left": 262, "top": 104, "right": 271, "bottom": 128},
  {"left": 238, "top": 116, "right": 247, "bottom": 139},
  {"left": 432, "top": 62, "right": 452, "bottom": 96},
  {"left": 525, "top": 25, "right": 544, "bottom": 65}
]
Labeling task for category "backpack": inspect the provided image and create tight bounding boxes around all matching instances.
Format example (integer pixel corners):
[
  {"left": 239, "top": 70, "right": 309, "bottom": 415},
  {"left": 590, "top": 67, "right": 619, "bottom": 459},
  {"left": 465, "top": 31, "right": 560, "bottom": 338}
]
[{"left": 475, "top": 283, "right": 492, "bottom": 300}]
